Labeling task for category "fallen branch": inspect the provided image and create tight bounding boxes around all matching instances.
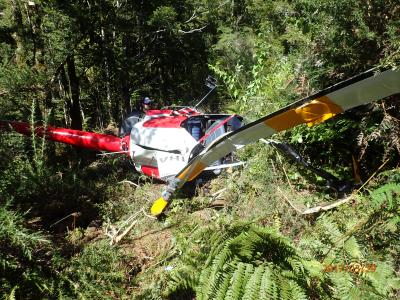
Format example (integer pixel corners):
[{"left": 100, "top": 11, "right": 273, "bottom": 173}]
[
  {"left": 303, "top": 158, "right": 390, "bottom": 215},
  {"left": 112, "top": 220, "right": 138, "bottom": 245},
  {"left": 105, "top": 208, "right": 143, "bottom": 245},
  {"left": 49, "top": 212, "right": 81, "bottom": 228},
  {"left": 142, "top": 207, "right": 157, "bottom": 220},
  {"left": 118, "top": 180, "right": 139, "bottom": 187},
  {"left": 301, "top": 196, "right": 355, "bottom": 215},
  {"left": 211, "top": 188, "right": 227, "bottom": 198},
  {"left": 276, "top": 187, "right": 303, "bottom": 214}
]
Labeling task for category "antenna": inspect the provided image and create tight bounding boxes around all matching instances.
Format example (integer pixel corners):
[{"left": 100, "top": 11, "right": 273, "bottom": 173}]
[{"left": 194, "top": 76, "right": 217, "bottom": 108}]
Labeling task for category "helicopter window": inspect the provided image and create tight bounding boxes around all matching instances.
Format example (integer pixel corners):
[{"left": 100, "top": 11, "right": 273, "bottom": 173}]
[
  {"left": 203, "top": 119, "right": 226, "bottom": 146},
  {"left": 186, "top": 118, "right": 204, "bottom": 141},
  {"left": 227, "top": 116, "right": 242, "bottom": 131}
]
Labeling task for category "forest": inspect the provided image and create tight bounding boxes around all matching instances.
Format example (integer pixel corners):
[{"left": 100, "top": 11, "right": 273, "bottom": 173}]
[{"left": 0, "top": 0, "right": 399, "bottom": 299}]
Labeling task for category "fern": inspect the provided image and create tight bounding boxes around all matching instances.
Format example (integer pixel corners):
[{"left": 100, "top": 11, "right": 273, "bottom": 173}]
[
  {"left": 168, "top": 265, "right": 198, "bottom": 293},
  {"left": 364, "top": 262, "right": 400, "bottom": 296},
  {"left": 225, "top": 262, "right": 248, "bottom": 299},
  {"left": 167, "top": 182, "right": 400, "bottom": 299},
  {"left": 343, "top": 236, "right": 361, "bottom": 259},
  {"left": 370, "top": 183, "right": 400, "bottom": 210},
  {"left": 279, "top": 278, "right": 307, "bottom": 300},
  {"left": 259, "top": 264, "right": 278, "bottom": 299},
  {"left": 168, "top": 224, "right": 316, "bottom": 300},
  {"left": 6, "top": 286, "right": 18, "bottom": 300},
  {"left": 297, "top": 183, "right": 400, "bottom": 299},
  {"left": 212, "top": 267, "right": 233, "bottom": 300},
  {"left": 242, "top": 264, "right": 265, "bottom": 300},
  {"left": 328, "top": 272, "right": 356, "bottom": 300}
]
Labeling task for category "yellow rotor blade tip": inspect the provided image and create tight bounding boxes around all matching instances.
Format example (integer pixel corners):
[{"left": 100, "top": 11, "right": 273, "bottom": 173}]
[{"left": 151, "top": 197, "right": 168, "bottom": 216}]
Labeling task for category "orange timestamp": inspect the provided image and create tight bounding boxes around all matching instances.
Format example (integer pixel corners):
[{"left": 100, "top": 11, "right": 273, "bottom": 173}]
[{"left": 323, "top": 262, "right": 376, "bottom": 275}]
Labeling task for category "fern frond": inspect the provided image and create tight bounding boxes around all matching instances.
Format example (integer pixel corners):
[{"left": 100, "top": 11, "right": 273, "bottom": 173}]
[
  {"left": 287, "top": 257, "right": 305, "bottom": 275},
  {"left": 167, "top": 265, "right": 198, "bottom": 294},
  {"left": 328, "top": 272, "right": 355, "bottom": 300},
  {"left": 318, "top": 214, "right": 342, "bottom": 244},
  {"left": 242, "top": 265, "right": 265, "bottom": 300},
  {"left": 343, "top": 236, "right": 362, "bottom": 259},
  {"left": 6, "top": 286, "right": 18, "bottom": 300},
  {"left": 242, "top": 263, "right": 255, "bottom": 290},
  {"left": 370, "top": 183, "right": 400, "bottom": 209},
  {"left": 196, "top": 266, "right": 212, "bottom": 300},
  {"left": 364, "top": 261, "right": 399, "bottom": 296},
  {"left": 285, "top": 279, "right": 308, "bottom": 300},
  {"left": 259, "top": 264, "right": 278, "bottom": 299},
  {"left": 211, "top": 268, "right": 232, "bottom": 300},
  {"left": 224, "top": 262, "right": 248, "bottom": 300}
]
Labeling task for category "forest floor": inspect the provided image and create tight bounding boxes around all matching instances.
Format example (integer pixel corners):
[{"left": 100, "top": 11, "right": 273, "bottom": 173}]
[{"left": 2, "top": 138, "right": 399, "bottom": 299}]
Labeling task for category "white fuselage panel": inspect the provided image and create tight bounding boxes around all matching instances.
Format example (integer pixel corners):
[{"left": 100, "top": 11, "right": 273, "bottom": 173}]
[{"left": 129, "top": 121, "right": 197, "bottom": 178}]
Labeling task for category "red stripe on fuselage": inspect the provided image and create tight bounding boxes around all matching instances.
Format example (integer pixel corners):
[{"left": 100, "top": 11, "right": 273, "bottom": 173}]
[
  {"left": 141, "top": 165, "right": 160, "bottom": 178},
  {"left": 145, "top": 109, "right": 174, "bottom": 116},
  {"left": 143, "top": 116, "right": 187, "bottom": 128}
]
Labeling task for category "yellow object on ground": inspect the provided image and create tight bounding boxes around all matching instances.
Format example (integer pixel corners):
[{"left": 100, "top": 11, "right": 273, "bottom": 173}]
[{"left": 151, "top": 197, "right": 169, "bottom": 216}]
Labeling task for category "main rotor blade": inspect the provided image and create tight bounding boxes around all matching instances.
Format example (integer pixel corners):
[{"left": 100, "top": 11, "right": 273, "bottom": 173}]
[{"left": 173, "top": 68, "right": 400, "bottom": 189}]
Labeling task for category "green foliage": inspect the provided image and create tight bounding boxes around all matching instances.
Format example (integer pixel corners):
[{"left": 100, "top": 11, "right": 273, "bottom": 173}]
[
  {"left": 370, "top": 183, "right": 400, "bottom": 210},
  {"left": 148, "top": 6, "right": 178, "bottom": 29},
  {"left": 58, "top": 241, "right": 128, "bottom": 299},
  {"left": 298, "top": 184, "right": 400, "bottom": 299},
  {"left": 163, "top": 181, "right": 400, "bottom": 299},
  {"left": 0, "top": 203, "right": 53, "bottom": 298},
  {"left": 1, "top": 1, "right": 400, "bottom": 299},
  {"left": 167, "top": 224, "right": 319, "bottom": 300}
]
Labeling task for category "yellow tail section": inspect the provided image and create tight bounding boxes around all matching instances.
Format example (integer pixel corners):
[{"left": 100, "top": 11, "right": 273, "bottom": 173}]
[{"left": 151, "top": 197, "right": 169, "bottom": 216}]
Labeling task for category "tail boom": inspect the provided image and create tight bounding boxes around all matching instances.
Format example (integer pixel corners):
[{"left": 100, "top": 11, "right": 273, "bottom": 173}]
[{"left": 0, "top": 120, "right": 127, "bottom": 153}]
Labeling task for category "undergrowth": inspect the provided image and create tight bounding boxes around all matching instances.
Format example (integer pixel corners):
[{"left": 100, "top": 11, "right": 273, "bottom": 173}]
[{"left": 1, "top": 125, "right": 399, "bottom": 299}]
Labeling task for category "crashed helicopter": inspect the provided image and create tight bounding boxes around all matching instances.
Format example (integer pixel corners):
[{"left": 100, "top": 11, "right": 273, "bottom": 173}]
[
  {"left": 0, "top": 76, "right": 243, "bottom": 180},
  {"left": 1, "top": 68, "right": 400, "bottom": 217}
]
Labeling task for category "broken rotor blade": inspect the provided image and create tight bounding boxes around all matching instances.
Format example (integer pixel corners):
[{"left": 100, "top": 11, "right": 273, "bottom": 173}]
[{"left": 150, "top": 67, "right": 400, "bottom": 216}]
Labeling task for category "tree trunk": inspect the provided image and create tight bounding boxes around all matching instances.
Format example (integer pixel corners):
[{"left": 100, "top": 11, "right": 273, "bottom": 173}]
[
  {"left": 66, "top": 56, "right": 83, "bottom": 130},
  {"left": 121, "top": 34, "right": 132, "bottom": 116},
  {"left": 10, "top": 0, "right": 25, "bottom": 66},
  {"left": 23, "top": 1, "right": 45, "bottom": 70},
  {"left": 58, "top": 66, "right": 72, "bottom": 127},
  {"left": 101, "top": 26, "right": 113, "bottom": 123}
]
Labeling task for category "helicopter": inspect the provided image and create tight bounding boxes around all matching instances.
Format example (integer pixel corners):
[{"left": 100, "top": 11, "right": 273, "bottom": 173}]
[
  {"left": 0, "top": 76, "right": 244, "bottom": 180},
  {"left": 1, "top": 68, "right": 400, "bottom": 217}
]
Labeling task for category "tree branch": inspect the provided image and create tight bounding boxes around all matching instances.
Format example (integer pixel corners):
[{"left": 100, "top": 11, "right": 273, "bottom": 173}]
[{"left": 178, "top": 25, "right": 207, "bottom": 34}]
